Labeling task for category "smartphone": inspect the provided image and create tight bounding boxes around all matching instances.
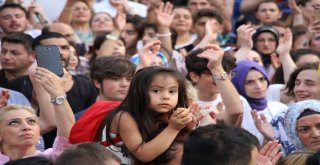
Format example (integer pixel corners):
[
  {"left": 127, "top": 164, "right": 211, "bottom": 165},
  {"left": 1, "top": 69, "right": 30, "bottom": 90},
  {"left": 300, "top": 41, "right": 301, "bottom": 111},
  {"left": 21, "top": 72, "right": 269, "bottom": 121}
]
[{"left": 36, "top": 45, "right": 64, "bottom": 77}]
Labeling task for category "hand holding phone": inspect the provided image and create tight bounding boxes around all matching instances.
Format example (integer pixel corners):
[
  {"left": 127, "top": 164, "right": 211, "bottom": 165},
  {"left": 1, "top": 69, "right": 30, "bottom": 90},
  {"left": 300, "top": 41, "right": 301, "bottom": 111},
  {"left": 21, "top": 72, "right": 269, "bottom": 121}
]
[{"left": 36, "top": 45, "right": 64, "bottom": 77}]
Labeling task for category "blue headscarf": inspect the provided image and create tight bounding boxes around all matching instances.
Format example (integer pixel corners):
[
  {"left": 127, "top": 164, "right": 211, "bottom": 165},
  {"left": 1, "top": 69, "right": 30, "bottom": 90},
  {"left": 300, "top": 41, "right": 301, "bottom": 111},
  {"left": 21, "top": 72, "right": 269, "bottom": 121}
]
[
  {"left": 231, "top": 60, "right": 269, "bottom": 110},
  {"left": 284, "top": 100, "right": 320, "bottom": 151}
]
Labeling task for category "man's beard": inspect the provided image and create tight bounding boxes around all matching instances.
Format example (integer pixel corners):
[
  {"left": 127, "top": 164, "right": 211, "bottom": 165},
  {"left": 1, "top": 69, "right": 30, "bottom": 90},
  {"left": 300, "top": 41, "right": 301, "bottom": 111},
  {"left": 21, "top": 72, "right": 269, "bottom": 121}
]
[{"left": 61, "top": 55, "right": 70, "bottom": 69}]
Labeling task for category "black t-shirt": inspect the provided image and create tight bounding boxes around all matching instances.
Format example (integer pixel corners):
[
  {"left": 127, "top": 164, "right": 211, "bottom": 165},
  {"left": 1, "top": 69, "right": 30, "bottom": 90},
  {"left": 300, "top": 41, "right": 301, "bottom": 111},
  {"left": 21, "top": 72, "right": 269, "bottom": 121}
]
[
  {"left": 178, "top": 44, "right": 195, "bottom": 54},
  {"left": 0, "top": 69, "right": 9, "bottom": 87}
]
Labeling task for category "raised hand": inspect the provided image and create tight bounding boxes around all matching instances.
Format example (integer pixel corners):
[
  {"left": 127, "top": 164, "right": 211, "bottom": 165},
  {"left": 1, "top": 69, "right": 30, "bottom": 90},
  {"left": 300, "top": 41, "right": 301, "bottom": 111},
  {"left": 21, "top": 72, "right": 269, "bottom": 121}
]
[
  {"left": 251, "top": 110, "right": 275, "bottom": 141},
  {"left": 29, "top": 65, "right": 45, "bottom": 92},
  {"left": 34, "top": 67, "right": 66, "bottom": 98},
  {"left": 205, "top": 19, "right": 221, "bottom": 40},
  {"left": 28, "top": 0, "right": 45, "bottom": 15},
  {"left": 236, "top": 24, "right": 256, "bottom": 49},
  {"left": 258, "top": 140, "right": 282, "bottom": 165},
  {"left": 270, "top": 53, "right": 281, "bottom": 69},
  {"left": 139, "top": 40, "right": 161, "bottom": 68},
  {"left": 288, "top": 0, "right": 301, "bottom": 14},
  {"left": 196, "top": 44, "right": 224, "bottom": 72},
  {"left": 276, "top": 28, "right": 292, "bottom": 56},
  {"left": 169, "top": 108, "right": 192, "bottom": 131},
  {"left": 156, "top": 2, "right": 174, "bottom": 28},
  {"left": 114, "top": 5, "right": 126, "bottom": 31}
]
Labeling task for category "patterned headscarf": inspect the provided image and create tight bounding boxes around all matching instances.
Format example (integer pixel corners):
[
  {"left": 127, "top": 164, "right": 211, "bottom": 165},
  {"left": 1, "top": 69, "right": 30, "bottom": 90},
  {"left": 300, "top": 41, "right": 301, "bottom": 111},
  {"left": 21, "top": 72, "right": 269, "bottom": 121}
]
[
  {"left": 284, "top": 100, "right": 320, "bottom": 151},
  {"left": 231, "top": 60, "right": 269, "bottom": 110}
]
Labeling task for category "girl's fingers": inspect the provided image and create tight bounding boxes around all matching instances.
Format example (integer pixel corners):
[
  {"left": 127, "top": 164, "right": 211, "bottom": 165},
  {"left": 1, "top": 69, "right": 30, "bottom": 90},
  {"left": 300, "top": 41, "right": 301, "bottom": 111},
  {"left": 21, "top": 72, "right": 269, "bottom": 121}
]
[
  {"left": 172, "top": 108, "right": 184, "bottom": 116},
  {"left": 176, "top": 111, "right": 190, "bottom": 119},
  {"left": 182, "top": 114, "right": 193, "bottom": 124}
]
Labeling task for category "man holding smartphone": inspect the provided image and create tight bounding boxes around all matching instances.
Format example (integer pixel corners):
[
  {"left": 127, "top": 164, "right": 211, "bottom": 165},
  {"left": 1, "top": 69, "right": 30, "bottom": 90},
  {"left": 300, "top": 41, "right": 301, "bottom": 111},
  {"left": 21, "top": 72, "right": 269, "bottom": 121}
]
[
  {"left": 6, "top": 32, "right": 97, "bottom": 149},
  {"left": 32, "top": 32, "right": 72, "bottom": 68}
]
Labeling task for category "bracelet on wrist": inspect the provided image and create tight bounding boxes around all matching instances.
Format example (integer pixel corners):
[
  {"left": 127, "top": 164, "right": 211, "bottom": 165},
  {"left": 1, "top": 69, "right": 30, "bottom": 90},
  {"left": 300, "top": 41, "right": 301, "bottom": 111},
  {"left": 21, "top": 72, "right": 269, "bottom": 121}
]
[
  {"left": 106, "top": 34, "right": 118, "bottom": 41},
  {"left": 156, "top": 32, "right": 172, "bottom": 37}
]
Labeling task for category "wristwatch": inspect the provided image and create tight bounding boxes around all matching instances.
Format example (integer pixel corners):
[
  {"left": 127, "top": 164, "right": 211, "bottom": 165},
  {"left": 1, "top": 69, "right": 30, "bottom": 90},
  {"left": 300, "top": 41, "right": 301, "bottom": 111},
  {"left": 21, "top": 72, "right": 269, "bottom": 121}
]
[
  {"left": 212, "top": 72, "right": 228, "bottom": 80},
  {"left": 49, "top": 94, "right": 67, "bottom": 105}
]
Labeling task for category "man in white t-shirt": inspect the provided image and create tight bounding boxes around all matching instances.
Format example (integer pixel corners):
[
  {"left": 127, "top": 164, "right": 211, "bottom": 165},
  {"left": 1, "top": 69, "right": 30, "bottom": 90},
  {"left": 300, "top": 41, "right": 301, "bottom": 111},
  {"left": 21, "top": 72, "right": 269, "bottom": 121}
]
[{"left": 185, "top": 47, "right": 262, "bottom": 142}]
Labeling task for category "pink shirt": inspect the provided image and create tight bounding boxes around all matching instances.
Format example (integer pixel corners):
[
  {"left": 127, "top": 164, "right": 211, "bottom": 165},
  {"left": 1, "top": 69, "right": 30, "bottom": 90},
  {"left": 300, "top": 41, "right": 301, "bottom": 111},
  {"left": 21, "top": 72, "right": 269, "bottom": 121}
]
[{"left": 0, "top": 136, "right": 71, "bottom": 165}]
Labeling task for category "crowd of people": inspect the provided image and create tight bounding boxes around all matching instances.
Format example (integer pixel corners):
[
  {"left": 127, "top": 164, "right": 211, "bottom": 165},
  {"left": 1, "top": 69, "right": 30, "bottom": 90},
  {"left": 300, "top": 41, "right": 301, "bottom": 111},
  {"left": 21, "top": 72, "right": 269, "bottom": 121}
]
[{"left": 0, "top": 0, "right": 319, "bottom": 164}]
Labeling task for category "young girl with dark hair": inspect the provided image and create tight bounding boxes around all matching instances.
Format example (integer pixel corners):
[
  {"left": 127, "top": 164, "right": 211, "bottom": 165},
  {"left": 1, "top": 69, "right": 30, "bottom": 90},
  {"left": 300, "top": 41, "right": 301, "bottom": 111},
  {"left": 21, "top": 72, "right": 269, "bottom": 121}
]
[{"left": 96, "top": 66, "right": 194, "bottom": 164}]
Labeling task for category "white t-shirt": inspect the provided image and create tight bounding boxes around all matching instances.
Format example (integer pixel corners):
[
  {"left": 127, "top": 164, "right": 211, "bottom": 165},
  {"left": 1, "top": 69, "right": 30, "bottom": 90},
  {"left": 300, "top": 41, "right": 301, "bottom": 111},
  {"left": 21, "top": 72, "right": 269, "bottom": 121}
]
[
  {"left": 196, "top": 94, "right": 287, "bottom": 144},
  {"left": 174, "top": 34, "right": 197, "bottom": 50},
  {"left": 196, "top": 95, "right": 257, "bottom": 135},
  {"left": 25, "top": 29, "right": 41, "bottom": 38},
  {"left": 266, "top": 84, "right": 284, "bottom": 102}
]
